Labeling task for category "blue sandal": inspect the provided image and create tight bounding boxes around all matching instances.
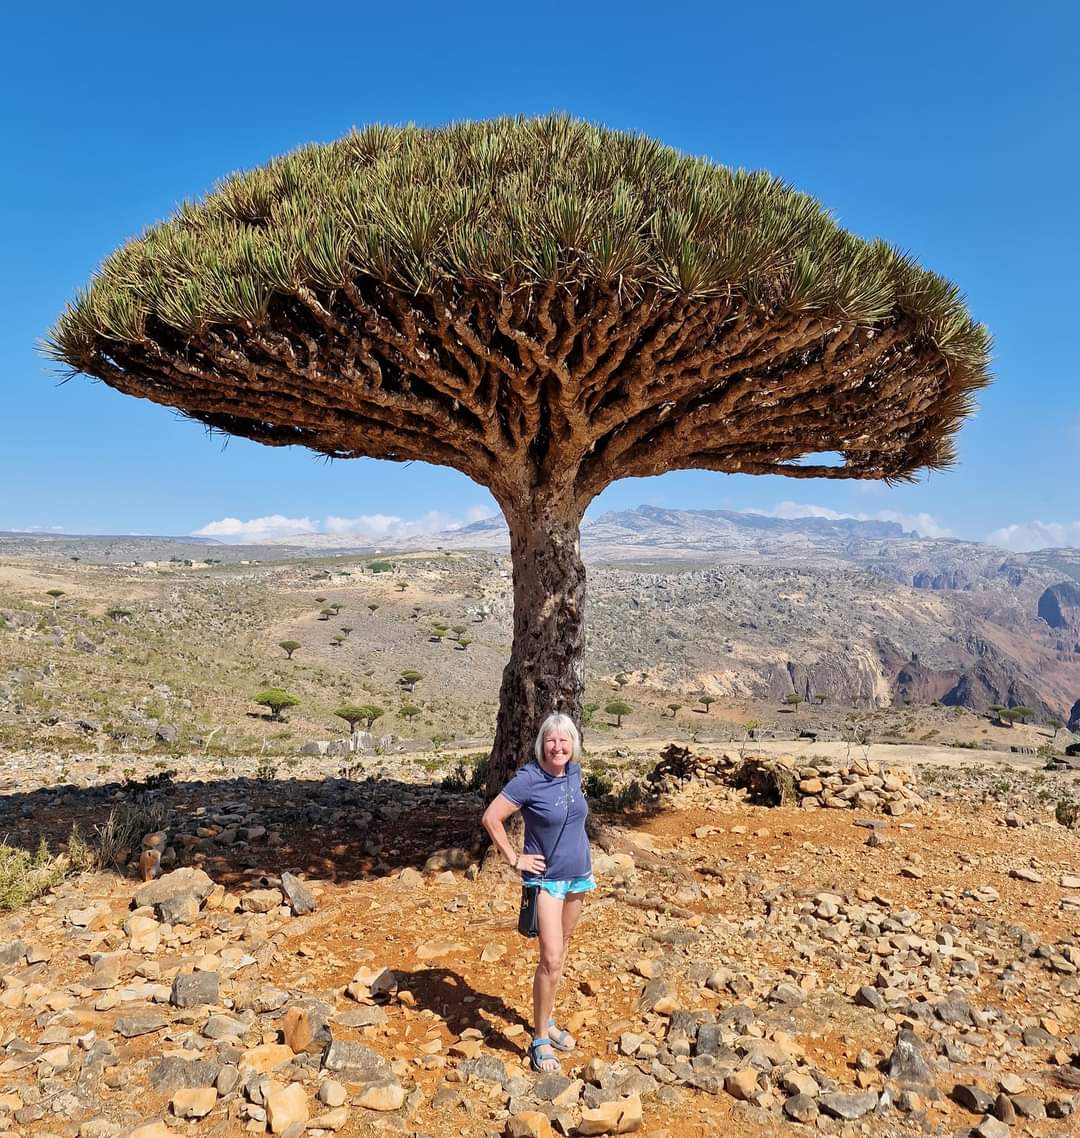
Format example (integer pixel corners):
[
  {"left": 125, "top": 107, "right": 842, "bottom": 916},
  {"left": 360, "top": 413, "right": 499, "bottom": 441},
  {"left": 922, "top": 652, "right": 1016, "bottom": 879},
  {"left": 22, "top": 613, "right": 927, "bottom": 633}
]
[
  {"left": 527, "top": 1037, "right": 560, "bottom": 1073},
  {"left": 547, "top": 1018, "right": 576, "bottom": 1052}
]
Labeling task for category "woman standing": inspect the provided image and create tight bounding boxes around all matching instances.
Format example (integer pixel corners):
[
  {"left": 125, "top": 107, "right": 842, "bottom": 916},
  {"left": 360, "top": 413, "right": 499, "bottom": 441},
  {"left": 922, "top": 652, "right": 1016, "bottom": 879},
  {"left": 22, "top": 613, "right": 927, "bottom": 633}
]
[{"left": 482, "top": 712, "right": 595, "bottom": 1073}]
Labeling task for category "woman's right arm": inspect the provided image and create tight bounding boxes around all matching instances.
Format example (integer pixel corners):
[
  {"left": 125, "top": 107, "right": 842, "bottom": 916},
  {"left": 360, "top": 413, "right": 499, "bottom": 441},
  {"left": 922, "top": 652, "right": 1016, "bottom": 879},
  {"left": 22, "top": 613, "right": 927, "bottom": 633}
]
[{"left": 482, "top": 794, "right": 524, "bottom": 868}]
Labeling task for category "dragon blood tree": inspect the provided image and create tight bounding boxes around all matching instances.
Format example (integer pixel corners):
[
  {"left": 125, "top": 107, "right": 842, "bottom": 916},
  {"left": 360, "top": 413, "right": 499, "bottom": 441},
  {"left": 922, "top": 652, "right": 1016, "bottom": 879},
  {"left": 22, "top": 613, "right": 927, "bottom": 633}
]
[{"left": 49, "top": 116, "right": 990, "bottom": 796}]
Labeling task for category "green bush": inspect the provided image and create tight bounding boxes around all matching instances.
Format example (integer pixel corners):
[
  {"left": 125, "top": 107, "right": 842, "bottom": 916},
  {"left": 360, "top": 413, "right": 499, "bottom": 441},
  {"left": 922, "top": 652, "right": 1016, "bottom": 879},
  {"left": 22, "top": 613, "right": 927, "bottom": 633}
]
[
  {"left": 610, "top": 779, "right": 647, "bottom": 811},
  {"left": 441, "top": 752, "right": 490, "bottom": 792},
  {"left": 65, "top": 823, "right": 96, "bottom": 874},
  {"left": 0, "top": 840, "right": 65, "bottom": 909},
  {"left": 255, "top": 758, "right": 279, "bottom": 781},
  {"left": 1056, "top": 799, "right": 1079, "bottom": 829},
  {"left": 583, "top": 769, "right": 648, "bottom": 814},
  {"left": 584, "top": 765, "right": 614, "bottom": 800}
]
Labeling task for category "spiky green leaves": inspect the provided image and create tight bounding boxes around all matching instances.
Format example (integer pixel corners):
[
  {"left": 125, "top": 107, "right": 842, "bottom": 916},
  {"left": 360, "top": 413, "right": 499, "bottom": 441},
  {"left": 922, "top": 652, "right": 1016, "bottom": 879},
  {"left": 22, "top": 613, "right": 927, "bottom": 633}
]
[{"left": 49, "top": 115, "right": 989, "bottom": 389}]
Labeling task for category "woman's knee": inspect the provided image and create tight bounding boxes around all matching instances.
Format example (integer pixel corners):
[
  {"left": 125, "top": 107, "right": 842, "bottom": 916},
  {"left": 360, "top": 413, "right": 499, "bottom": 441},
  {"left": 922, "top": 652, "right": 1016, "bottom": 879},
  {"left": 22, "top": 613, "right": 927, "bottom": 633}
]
[{"left": 539, "top": 944, "right": 564, "bottom": 974}]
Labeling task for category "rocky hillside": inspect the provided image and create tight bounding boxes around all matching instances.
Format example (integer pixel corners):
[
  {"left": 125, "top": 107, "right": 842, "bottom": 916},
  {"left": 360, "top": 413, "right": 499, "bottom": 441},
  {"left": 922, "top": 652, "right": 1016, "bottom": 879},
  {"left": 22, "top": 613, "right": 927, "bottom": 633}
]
[
  {"left": 424, "top": 507, "right": 1080, "bottom": 721},
  {"left": 1, "top": 508, "right": 1078, "bottom": 728}
]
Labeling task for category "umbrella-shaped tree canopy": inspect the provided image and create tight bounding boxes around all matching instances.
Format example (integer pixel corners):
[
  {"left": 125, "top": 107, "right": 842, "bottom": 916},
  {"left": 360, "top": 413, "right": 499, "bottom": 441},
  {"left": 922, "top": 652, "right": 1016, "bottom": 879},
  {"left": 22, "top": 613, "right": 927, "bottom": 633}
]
[{"left": 49, "top": 115, "right": 990, "bottom": 792}]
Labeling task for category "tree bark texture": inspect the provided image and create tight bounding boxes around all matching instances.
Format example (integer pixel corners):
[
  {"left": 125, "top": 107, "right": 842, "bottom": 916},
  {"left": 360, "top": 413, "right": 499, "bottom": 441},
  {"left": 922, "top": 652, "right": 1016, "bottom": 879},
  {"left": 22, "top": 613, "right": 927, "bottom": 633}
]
[{"left": 487, "top": 498, "right": 586, "bottom": 798}]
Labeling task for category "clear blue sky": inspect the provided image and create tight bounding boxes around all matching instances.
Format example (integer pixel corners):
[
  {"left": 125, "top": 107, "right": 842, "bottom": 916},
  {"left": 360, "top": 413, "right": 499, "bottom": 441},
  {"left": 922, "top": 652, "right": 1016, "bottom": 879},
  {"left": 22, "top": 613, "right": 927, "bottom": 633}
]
[{"left": 3, "top": 2, "right": 1077, "bottom": 550}]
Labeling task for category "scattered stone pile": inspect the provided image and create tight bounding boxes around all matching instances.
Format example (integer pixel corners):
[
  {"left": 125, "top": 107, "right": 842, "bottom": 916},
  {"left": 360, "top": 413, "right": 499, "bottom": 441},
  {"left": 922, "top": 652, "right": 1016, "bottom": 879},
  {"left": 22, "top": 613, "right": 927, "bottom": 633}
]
[
  {"left": 649, "top": 745, "right": 925, "bottom": 816},
  {"left": 647, "top": 745, "right": 737, "bottom": 791},
  {"left": 781, "top": 756, "right": 925, "bottom": 815}
]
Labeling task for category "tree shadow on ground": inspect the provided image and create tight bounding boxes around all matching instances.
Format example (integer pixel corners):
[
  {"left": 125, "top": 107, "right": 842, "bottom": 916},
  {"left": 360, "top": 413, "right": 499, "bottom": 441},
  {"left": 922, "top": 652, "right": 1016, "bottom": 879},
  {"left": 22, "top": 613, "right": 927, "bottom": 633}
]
[
  {"left": 399, "top": 966, "right": 530, "bottom": 1055},
  {"left": 0, "top": 771, "right": 668, "bottom": 891}
]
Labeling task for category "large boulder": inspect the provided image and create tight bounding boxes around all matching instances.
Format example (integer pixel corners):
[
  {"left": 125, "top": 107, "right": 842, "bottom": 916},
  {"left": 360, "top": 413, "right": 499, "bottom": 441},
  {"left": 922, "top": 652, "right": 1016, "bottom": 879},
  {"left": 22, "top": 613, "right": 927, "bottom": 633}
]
[
  {"left": 1068, "top": 698, "right": 1080, "bottom": 735},
  {"left": 133, "top": 867, "right": 214, "bottom": 912}
]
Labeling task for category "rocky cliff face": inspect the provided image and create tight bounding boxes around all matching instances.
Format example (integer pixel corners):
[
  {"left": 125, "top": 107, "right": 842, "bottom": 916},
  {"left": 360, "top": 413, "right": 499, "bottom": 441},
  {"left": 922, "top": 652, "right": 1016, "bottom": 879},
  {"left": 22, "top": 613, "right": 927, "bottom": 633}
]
[
  {"left": 1038, "top": 583, "right": 1080, "bottom": 656},
  {"left": 581, "top": 560, "right": 1073, "bottom": 720},
  {"left": 891, "top": 653, "right": 959, "bottom": 706}
]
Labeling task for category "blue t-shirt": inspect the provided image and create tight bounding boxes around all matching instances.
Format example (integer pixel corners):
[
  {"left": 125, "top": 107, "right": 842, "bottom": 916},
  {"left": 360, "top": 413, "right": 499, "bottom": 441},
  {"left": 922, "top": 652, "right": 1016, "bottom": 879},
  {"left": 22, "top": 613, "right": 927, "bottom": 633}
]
[{"left": 501, "top": 760, "right": 591, "bottom": 881}]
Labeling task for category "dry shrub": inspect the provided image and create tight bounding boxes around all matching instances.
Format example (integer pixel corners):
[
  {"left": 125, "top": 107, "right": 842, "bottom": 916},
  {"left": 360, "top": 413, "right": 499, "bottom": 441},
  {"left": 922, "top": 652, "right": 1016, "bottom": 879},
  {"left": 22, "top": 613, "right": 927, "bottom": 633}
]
[
  {"left": 733, "top": 757, "right": 796, "bottom": 806},
  {"left": 96, "top": 798, "right": 169, "bottom": 870}
]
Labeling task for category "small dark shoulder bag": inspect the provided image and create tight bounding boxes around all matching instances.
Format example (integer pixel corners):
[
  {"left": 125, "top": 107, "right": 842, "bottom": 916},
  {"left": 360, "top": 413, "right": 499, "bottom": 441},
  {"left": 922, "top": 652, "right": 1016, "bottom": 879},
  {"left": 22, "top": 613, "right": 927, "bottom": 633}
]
[{"left": 517, "top": 770, "right": 573, "bottom": 937}]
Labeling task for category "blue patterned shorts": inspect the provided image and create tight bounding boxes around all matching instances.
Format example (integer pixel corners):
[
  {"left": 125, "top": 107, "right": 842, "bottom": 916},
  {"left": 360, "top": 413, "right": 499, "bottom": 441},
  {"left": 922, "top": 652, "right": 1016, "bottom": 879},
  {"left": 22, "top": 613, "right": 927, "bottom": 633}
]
[{"left": 537, "top": 874, "right": 596, "bottom": 898}]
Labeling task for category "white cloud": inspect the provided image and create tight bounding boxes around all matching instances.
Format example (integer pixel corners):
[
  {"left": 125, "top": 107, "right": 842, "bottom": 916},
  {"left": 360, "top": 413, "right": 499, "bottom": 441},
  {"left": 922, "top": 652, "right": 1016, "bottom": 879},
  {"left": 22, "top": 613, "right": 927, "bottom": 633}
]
[
  {"left": 754, "top": 501, "right": 849, "bottom": 521},
  {"left": 324, "top": 513, "right": 404, "bottom": 537},
  {"left": 193, "top": 515, "right": 318, "bottom": 540},
  {"left": 194, "top": 506, "right": 498, "bottom": 543},
  {"left": 987, "top": 521, "right": 1080, "bottom": 552},
  {"left": 324, "top": 511, "right": 469, "bottom": 539},
  {"left": 745, "top": 501, "right": 952, "bottom": 539}
]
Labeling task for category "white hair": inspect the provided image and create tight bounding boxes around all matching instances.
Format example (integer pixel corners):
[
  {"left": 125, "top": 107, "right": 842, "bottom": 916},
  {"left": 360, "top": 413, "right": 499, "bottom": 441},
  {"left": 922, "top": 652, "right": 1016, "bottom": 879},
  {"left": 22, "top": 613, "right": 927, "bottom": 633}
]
[{"left": 534, "top": 712, "right": 581, "bottom": 762}]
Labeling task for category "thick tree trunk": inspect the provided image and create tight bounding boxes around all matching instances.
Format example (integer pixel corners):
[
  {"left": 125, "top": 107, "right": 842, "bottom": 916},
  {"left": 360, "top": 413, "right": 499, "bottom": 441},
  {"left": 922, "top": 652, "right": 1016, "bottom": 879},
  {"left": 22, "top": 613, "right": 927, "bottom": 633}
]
[{"left": 485, "top": 497, "right": 586, "bottom": 800}]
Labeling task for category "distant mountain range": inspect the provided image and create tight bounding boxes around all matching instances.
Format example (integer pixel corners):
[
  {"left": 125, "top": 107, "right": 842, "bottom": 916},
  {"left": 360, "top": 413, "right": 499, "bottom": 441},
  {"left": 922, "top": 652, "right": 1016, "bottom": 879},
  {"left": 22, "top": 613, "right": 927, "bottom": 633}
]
[
  {"left": 4, "top": 508, "right": 1080, "bottom": 585},
  {"left": 427, "top": 504, "right": 913, "bottom": 559},
  {"left": 2, "top": 507, "right": 1078, "bottom": 721}
]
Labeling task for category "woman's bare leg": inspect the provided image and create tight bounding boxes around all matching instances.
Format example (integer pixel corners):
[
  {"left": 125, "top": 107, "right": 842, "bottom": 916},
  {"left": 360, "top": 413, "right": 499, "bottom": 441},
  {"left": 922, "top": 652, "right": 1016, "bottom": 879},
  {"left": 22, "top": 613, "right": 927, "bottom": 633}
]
[
  {"left": 547, "top": 892, "right": 585, "bottom": 1049},
  {"left": 531, "top": 891, "right": 567, "bottom": 1067}
]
